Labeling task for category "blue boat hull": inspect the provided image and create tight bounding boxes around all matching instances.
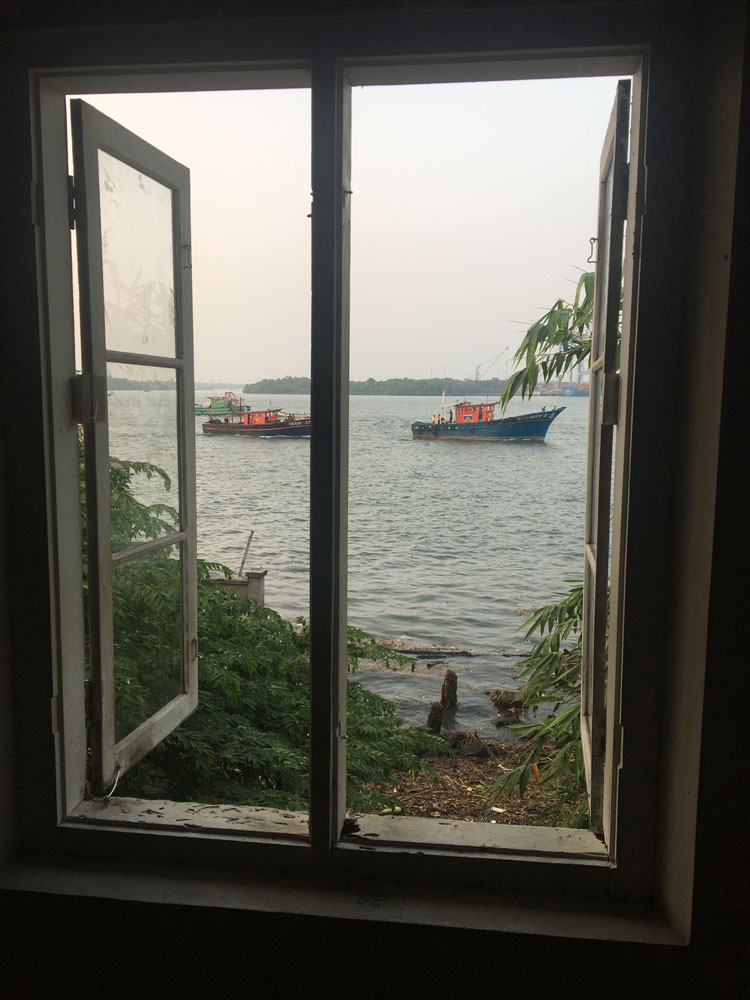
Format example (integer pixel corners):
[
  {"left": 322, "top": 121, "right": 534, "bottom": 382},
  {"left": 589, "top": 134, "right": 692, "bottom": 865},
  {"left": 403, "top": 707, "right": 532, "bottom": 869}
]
[{"left": 411, "top": 407, "right": 564, "bottom": 441}]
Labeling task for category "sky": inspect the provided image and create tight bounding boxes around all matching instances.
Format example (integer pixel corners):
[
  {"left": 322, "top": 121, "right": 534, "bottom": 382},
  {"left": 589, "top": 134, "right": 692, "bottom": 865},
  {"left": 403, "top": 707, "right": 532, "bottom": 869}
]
[{"left": 80, "top": 76, "right": 621, "bottom": 383}]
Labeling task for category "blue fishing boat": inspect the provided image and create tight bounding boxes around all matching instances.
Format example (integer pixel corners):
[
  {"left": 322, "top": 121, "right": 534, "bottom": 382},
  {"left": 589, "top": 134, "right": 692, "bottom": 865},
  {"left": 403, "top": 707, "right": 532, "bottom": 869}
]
[{"left": 411, "top": 394, "right": 564, "bottom": 441}]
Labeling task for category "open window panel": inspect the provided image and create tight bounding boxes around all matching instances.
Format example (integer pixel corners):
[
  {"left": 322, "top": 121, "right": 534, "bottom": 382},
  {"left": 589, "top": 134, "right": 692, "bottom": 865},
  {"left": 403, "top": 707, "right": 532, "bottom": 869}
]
[
  {"left": 581, "top": 79, "right": 630, "bottom": 832},
  {"left": 343, "top": 72, "right": 631, "bottom": 848},
  {"left": 71, "top": 99, "right": 198, "bottom": 795},
  {"left": 65, "top": 86, "right": 313, "bottom": 837}
]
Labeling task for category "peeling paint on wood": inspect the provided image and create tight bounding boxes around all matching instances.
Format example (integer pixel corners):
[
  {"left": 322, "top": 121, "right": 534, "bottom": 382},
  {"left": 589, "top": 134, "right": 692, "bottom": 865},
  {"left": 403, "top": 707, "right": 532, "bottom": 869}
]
[
  {"left": 69, "top": 796, "right": 309, "bottom": 838},
  {"left": 344, "top": 814, "right": 608, "bottom": 861}
]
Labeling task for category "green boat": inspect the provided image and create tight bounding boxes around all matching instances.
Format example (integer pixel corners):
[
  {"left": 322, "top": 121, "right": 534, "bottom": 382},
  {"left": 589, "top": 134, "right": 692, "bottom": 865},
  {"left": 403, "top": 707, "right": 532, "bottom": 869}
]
[{"left": 194, "top": 391, "right": 244, "bottom": 417}]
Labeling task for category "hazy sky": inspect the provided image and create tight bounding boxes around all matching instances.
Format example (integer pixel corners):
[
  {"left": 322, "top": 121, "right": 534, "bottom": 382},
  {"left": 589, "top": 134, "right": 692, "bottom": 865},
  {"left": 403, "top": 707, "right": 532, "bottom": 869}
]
[{"left": 81, "top": 76, "right": 620, "bottom": 382}]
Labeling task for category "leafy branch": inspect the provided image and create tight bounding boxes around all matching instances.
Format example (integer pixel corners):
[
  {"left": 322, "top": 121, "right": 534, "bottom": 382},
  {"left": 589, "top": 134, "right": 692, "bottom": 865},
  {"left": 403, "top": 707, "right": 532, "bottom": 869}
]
[
  {"left": 489, "top": 583, "right": 589, "bottom": 826},
  {"left": 500, "top": 271, "right": 594, "bottom": 411}
]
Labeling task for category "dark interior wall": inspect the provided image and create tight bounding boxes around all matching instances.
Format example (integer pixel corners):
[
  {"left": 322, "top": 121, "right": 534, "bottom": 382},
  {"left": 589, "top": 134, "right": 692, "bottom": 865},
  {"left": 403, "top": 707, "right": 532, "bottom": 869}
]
[
  {"left": 690, "top": 0, "right": 749, "bottom": 983},
  {"left": 0, "top": 434, "right": 14, "bottom": 867},
  {"left": 0, "top": 887, "right": 742, "bottom": 998},
  {"left": 0, "top": 2, "right": 747, "bottom": 995}
]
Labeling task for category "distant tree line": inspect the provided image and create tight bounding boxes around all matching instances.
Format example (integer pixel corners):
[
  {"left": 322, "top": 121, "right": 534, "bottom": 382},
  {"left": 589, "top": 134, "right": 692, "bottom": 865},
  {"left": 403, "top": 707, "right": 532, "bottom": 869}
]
[
  {"left": 243, "top": 376, "right": 312, "bottom": 394},
  {"left": 107, "top": 377, "right": 176, "bottom": 390},
  {"left": 243, "top": 375, "right": 507, "bottom": 397}
]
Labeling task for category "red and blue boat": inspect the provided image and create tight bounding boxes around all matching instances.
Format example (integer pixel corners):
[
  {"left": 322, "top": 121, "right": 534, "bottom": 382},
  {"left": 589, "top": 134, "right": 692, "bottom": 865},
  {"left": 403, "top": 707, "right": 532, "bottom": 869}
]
[
  {"left": 203, "top": 404, "right": 311, "bottom": 437},
  {"left": 411, "top": 394, "right": 564, "bottom": 441}
]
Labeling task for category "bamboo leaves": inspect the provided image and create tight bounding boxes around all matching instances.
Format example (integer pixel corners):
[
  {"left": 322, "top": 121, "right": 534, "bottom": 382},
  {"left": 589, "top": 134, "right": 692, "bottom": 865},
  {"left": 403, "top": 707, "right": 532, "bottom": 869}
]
[
  {"left": 489, "top": 582, "right": 589, "bottom": 826},
  {"left": 500, "top": 271, "right": 596, "bottom": 411}
]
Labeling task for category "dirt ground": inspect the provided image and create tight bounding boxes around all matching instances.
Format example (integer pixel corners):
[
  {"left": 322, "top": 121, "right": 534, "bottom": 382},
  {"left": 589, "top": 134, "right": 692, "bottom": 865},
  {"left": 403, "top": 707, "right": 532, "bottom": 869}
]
[{"left": 359, "top": 732, "right": 584, "bottom": 826}]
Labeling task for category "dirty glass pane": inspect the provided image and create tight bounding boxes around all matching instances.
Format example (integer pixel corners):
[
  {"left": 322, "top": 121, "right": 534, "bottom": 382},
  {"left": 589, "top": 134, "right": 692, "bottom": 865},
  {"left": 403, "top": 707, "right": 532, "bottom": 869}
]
[
  {"left": 113, "top": 543, "right": 183, "bottom": 743},
  {"left": 99, "top": 149, "right": 176, "bottom": 357},
  {"left": 107, "top": 362, "right": 180, "bottom": 554}
]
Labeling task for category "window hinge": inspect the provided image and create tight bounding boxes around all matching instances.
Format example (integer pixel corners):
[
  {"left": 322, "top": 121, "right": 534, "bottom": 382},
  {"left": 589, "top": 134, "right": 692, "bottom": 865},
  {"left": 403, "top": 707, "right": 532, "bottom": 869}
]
[
  {"left": 68, "top": 175, "right": 77, "bottom": 230},
  {"left": 71, "top": 373, "right": 107, "bottom": 424},
  {"left": 601, "top": 372, "right": 620, "bottom": 425},
  {"left": 181, "top": 244, "right": 192, "bottom": 269}
]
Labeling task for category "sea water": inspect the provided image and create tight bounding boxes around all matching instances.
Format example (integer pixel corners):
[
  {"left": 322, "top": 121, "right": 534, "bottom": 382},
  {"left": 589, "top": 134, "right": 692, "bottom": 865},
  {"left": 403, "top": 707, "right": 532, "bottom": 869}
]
[{"left": 110, "top": 390, "right": 589, "bottom": 738}]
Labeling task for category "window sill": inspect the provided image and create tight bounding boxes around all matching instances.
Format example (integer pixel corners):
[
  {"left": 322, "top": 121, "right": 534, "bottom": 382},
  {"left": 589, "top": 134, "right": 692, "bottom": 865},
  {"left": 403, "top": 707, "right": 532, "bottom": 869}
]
[
  {"left": 0, "top": 850, "right": 683, "bottom": 945},
  {"left": 69, "top": 796, "right": 606, "bottom": 863}
]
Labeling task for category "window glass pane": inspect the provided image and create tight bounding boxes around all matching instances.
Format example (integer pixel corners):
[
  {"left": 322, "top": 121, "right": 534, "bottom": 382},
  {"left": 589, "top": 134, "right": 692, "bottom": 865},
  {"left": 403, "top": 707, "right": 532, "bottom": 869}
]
[
  {"left": 107, "top": 362, "right": 180, "bottom": 553},
  {"left": 99, "top": 149, "right": 176, "bottom": 357},
  {"left": 113, "top": 543, "right": 183, "bottom": 742}
]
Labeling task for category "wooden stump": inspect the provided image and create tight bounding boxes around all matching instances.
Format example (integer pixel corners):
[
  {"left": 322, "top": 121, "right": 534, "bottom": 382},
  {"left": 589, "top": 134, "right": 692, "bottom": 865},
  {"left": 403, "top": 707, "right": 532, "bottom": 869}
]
[
  {"left": 427, "top": 701, "right": 444, "bottom": 734},
  {"left": 440, "top": 669, "right": 458, "bottom": 710}
]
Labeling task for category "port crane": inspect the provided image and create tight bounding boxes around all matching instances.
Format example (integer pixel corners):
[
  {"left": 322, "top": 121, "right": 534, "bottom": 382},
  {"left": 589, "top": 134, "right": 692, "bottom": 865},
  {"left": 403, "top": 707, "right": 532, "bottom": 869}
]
[{"left": 474, "top": 346, "right": 510, "bottom": 381}]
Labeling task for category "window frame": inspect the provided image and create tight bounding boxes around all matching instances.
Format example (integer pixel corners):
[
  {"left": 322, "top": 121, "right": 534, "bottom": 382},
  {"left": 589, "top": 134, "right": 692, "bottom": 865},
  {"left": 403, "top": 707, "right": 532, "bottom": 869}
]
[
  {"left": 2, "top": 1, "right": 736, "bottom": 944},
  {"left": 33, "top": 53, "right": 641, "bottom": 867}
]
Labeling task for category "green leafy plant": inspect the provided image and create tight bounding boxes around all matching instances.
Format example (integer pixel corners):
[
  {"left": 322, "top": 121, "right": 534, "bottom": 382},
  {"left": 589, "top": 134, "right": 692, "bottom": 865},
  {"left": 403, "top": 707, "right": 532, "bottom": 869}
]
[
  {"left": 492, "top": 267, "right": 620, "bottom": 827},
  {"left": 489, "top": 583, "right": 589, "bottom": 827},
  {"left": 500, "top": 270, "right": 594, "bottom": 411},
  {"left": 82, "top": 439, "right": 444, "bottom": 810}
]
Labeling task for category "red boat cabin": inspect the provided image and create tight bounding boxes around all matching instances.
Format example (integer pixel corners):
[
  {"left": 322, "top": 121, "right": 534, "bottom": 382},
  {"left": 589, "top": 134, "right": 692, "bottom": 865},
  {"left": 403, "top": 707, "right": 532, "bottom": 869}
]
[{"left": 454, "top": 401, "right": 499, "bottom": 424}]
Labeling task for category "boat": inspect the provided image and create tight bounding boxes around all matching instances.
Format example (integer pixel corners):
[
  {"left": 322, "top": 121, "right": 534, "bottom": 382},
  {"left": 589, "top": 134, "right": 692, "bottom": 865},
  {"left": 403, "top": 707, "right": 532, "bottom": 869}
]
[
  {"left": 194, "top": 390, "right": 244, "bottom": 417},
  {"left": 536, "top": 382, "right": 561, "bottom": 396},
  {"left": 202, "top": 404, "right": 311, "bottom": 437},
  {"left": 560, "top": 383, "right": 590, "bottom": 397},
  {"left": 411, "top": 394, "right": 564, "bottom": 441},
  {"left": 537, "top": 381, "right": 590, "bottom": 397}
]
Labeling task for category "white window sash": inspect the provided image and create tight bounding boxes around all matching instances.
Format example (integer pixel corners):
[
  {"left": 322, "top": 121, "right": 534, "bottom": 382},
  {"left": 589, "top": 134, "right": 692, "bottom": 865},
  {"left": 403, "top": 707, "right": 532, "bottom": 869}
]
[
  {"left": 581, "top": 79, "right": 630, "bottom": 830},
  {"left": 71, "top": 99, "right": 198, "bottom": 793}
]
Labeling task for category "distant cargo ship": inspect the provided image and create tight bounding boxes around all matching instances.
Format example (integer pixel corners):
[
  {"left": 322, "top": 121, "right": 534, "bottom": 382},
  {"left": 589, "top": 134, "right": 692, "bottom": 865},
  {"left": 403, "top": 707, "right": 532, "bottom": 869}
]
[{"left": 537, "top": 380, "right": 590, "bottom": 397}]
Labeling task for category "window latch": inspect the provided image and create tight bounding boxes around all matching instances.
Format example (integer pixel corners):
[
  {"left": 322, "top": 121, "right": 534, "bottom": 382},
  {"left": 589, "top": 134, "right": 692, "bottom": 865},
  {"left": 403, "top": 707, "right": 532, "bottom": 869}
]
[
  {"left": 71, "top": 373, "right": 107, "bottom": 424},
  {"left": 68, "top": 175, "right": 77, "bottom": 230}
]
